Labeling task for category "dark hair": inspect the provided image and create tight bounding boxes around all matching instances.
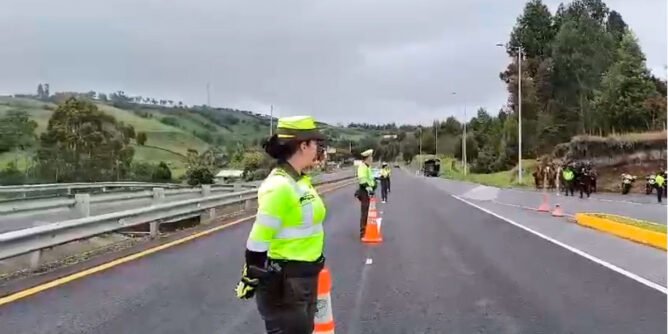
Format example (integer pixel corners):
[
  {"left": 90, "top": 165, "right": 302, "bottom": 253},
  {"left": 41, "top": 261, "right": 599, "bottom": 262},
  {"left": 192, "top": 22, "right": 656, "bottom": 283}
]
[{"left": 263, "top": 135, "right": 306, "bottom": 161}]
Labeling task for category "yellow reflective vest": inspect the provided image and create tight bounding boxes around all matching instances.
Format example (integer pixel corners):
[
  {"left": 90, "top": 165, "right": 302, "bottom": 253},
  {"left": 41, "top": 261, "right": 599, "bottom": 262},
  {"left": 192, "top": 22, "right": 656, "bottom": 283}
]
[{"left": 245, "top": 167, "right": 326, "bottom": 262}]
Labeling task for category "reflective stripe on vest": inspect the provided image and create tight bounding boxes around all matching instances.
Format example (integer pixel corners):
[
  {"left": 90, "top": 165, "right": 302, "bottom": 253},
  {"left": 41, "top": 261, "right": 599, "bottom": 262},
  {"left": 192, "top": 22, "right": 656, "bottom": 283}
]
[{"left": 246, "top": 168, "right": 326, "bottom": 261}]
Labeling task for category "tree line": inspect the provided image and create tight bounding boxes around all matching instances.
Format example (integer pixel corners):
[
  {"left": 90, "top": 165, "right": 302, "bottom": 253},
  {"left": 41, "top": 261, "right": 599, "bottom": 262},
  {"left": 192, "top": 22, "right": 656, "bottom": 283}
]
[{"left": 398, "top": 0, "right": 667, "bottom": 174}]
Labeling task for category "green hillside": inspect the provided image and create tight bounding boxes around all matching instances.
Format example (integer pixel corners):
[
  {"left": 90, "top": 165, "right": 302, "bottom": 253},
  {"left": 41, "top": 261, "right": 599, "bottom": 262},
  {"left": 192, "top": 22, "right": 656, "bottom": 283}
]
[{"left": 0, "top": 96, "right": 373, "bottom": 178}]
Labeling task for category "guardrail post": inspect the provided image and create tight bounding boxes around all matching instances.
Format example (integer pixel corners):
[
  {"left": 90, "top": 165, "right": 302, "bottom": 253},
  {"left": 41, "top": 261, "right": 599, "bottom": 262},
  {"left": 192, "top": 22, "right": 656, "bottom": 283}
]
[
  {"left": 233, "top": 183, "right": 242, "bottom": 192},
  {"left": 200, "top": 208, "right": 216, "bottom": 224},
  {"left": 244, "top": 198, "right": 253, "bottom": 211},
  {"left": 201, "top": 185, "right": 211, "bottom": 197},
  {"left": 150, "top": 221, "right": 160, "bottom": 238},
  {"left": 74, "top": 194, "right": 90, "bottom": 217},
  {"left": 152, "top": 187, "right": 165, "bottom": 204},
  {"left": 29, "top": 250, "right": 42, "bottom": 271}
]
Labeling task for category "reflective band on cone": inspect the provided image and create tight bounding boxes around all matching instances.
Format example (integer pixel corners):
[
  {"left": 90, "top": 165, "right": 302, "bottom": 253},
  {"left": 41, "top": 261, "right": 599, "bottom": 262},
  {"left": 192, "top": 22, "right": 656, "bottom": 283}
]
[
  {"left": 362, "top": 197, "right": 383, "bottom": 244},
  {"left": 313, "top": 266, "right": 335, "bottom": 333}
]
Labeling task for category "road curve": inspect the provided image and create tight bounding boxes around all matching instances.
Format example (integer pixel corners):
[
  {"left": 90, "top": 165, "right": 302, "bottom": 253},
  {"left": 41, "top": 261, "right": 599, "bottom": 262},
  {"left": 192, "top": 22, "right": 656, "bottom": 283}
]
[{"left": 0, "top": 172, "right": 664, "bottom": 333}]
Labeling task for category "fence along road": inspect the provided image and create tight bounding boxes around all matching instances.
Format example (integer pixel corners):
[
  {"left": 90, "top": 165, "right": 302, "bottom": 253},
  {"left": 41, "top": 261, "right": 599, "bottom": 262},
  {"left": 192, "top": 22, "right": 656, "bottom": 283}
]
[
  {"left": 0, "top": 170, "right": 353, "bottom": 234},
  {"left": 0, "top": 172, "right": 356, "bottom": 272}
]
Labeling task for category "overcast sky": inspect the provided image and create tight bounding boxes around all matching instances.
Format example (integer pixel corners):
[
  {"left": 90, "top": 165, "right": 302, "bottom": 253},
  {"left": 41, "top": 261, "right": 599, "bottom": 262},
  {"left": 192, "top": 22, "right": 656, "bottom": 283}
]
[{"left": 0, "top": 0, "right": 665, "bottom": 125}]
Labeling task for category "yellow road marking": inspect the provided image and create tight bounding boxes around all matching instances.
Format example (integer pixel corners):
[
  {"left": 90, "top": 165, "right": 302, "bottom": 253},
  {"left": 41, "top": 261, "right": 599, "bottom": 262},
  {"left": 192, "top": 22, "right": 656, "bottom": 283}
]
[{"left": 0, "top": 180, "right": 354, "bottom": 306}]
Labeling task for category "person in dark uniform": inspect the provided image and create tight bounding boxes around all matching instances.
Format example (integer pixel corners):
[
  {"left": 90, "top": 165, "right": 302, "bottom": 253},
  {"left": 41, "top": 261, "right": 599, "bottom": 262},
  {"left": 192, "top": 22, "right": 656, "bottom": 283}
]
[{"left": 380, "top": 162, "right": 391, "bottom": 203}]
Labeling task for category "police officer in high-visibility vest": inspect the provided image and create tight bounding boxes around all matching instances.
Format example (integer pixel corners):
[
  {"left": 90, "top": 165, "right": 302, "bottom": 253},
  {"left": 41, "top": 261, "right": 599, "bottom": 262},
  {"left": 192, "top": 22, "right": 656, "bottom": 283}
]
[
  {"left": 356, "top": 149, "right": 375, "bottom": 238},
  {"left": 235, "top": 116, "right": 327, "bottom": 334},
  {"left": 655, "top": 170, "right": 665, "bottom": 203},
  {"left": 562, "top": 166, "right": 575, "bottom": 196},
  {"left": 380, "top": 162, "right": 391, "bottom": 203}
]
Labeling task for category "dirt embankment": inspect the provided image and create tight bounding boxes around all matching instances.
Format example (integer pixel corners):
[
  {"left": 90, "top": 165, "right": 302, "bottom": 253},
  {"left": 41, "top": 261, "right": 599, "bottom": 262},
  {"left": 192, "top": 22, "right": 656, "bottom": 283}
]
[{"left": 551, "top": 131, "right": 667, "bottom": 194}]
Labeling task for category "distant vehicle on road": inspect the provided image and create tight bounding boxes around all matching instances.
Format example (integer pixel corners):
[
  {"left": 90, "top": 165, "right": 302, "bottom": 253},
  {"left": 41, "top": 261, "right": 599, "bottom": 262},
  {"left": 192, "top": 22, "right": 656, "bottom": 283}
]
[{"left": 423, "top": 159, "right": 441, "bottom": 177}]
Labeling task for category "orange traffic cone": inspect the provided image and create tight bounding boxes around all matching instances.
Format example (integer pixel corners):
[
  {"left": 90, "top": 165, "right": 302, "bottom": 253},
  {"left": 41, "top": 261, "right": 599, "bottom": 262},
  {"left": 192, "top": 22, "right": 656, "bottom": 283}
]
[
  {"left": 551, "top": 204, "right": 564, "bottom": 217},
  {"left": 537, "top": 193, "right": 550, "bottom": 212},
  {"left": 362, "top": 197, "right": 383, "bottom": 243},
  {"left": 314, "top": 266, "right": 335, "bottom": 333}
]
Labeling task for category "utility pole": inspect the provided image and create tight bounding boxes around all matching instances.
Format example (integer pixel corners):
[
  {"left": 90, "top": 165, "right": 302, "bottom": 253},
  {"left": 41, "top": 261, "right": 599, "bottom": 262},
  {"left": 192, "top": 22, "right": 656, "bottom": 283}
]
[
  {"left": 419, "top": 126, "right": 423, "bottom": 173},
  {"left": 206, "top": 82, "right": 211, "bottom": 107},
  {"left": 434, "top": 120, "right": 438, "bottom": 156},
  {"left": 517, "top": 48, "right": 523, "bottom": 184},
  {"left": 269, "top": 105, "right": 274, "bottom": 136},
  {"left": 463, "top": 105, "right": 467, "bottom": 176}
]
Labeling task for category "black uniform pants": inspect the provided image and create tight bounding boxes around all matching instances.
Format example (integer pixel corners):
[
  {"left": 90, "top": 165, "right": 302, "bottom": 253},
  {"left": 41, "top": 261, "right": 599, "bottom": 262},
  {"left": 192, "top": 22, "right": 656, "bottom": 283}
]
[
  {"left": 380, "top": 178, "right": 389, "bottom": 202},
  {"left": 656, "top": 184, "right": 664, "bottom": 203},
  {"left": 256, "top": 271, "right": 319, "bottom": 334},
  {"left": 358, "top": 187, "right": 370, "bottom": 237},
  {"left": 564, "top": 180, "right": 574, "bottom": 196}
]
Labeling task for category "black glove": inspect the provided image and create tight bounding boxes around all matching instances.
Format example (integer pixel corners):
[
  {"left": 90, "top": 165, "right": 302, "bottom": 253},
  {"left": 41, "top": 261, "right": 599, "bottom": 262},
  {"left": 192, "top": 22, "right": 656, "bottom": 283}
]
[{"left": 235, "top": 264, "right": 261, "bottom": 299}]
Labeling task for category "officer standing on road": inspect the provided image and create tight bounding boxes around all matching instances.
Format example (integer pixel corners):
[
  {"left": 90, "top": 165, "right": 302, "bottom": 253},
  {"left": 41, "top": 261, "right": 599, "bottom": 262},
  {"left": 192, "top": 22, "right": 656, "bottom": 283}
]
[
  {"left": 384, "top": 162, "right": 392, "bottom": 193},
  {"left": 655, "top": 170, "right": 665, "bottom": 203},
  {"left": 380, "top": 162, "right": 391, "bottom": 203},
  {"left": 235, "top": 116, "right": 328, "bottom": 334},
  {"left": 356, "top": 149, "right": 375, "bottom": 238}
]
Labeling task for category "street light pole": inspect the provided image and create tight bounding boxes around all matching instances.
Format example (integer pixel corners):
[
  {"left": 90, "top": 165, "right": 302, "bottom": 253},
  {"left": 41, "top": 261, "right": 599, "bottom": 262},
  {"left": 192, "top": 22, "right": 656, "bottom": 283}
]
[
  {"left": 269, "top": 105, "right": 274, "bottom": 137},
  {"left": 517, "top": 48, "right": 523, "bottom": 184},
  {"left": 497, "top": 43, "right": 523, "bottom": 183},
  {"left": 434, "top": 120, "right": 438, "bottom": 156},
  {"left": 463, "top": 105, "right": 467, "bottom": 176},
  {"left": 419, "top": 126, "right": 423, "bottom": 173}
]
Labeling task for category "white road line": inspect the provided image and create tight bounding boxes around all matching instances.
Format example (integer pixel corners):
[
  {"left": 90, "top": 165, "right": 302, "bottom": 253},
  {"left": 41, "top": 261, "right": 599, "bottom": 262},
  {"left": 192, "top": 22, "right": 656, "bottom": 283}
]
[
  {"left": 453, "top": 194, "right": 668, "bottom": 295},
  {"left": 346, "top": 253, "right": 373, "bottom": 334}
]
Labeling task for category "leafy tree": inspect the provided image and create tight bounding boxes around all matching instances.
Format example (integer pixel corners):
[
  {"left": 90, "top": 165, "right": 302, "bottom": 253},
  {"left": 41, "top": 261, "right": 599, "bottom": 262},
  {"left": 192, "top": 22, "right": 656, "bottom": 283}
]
[
  {"left": 98, "top": 93, "right": 108, "bottom": 102},
  {"left": 508, "top": 0, "right": 555, "bottom": 63},
  {"left": 186, "top": 167, "right": 214, "bottom": 186},
  {"left": 593, "top": 31, "right": 656, "bottom": 133},
  {"left": 136, "top": 132, "right": 147, "bottom": 145},
  {"left": 0, "top": 162, "right": 25, "bottom": 185},
  {"left": 36, "top": 97, "right": 134, "bottom": 182},
  {"left": 37, "top": 84, "right": 44, "bottom": 99},
  {"left": 0, "top": 110, "right": 37, "bottom": 154},
  {"left": 551, "top": 15, "right": 615, "bottom": 134},
  {"left": 152, "top": 161, "right": 172, "bottom": 182},
  {"left": 606, "top": 10, "right": 627, "bottom": 43}
]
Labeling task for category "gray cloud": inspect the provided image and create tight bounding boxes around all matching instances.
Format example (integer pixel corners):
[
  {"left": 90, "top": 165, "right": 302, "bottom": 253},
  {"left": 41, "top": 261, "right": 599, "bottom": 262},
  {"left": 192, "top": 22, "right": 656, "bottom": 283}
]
[{"left": 0, "top": 0, "right": 665, "bottom": 125}]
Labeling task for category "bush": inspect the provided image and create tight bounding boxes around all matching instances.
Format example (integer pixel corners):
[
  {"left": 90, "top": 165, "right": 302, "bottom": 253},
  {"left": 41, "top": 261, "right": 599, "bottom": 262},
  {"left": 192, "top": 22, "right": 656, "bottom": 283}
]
[
  {"left": 552, "top": 131, "right": 667, "bottom": 161},
  {"left": 0, "top": 162, "right": 25, "bottom": 185},
  {"left": 186, "top": 167, "right": 214, "bottom": 186},
  {"left": 152, "top": 161, "right": 172, "bottom": 182}
]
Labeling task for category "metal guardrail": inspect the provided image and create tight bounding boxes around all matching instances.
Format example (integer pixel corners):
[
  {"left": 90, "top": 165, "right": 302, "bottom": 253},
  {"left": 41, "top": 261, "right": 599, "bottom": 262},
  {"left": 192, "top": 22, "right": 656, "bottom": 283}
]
[
  {"left": 0, "top": 184, "right": 241, "bottom": 215},
  {"left": 0, "top": 173, "right": 356, "bottom": 263},
  {"left": 0, "top": 181, "right": 187, "bottom": 194}
]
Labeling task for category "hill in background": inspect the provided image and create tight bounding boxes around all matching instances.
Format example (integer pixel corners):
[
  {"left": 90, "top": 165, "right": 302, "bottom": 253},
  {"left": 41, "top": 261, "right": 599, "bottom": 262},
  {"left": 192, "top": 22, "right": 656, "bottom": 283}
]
[{"left": 0, "top": 95, "right": 373, "bottom": 178}]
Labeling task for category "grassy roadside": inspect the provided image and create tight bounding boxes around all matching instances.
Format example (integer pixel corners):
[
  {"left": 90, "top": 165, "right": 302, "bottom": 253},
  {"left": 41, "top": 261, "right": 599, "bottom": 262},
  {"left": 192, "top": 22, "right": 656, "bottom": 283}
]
[{"left": 588, "top": 213, "right": 667, "bottom": 234}]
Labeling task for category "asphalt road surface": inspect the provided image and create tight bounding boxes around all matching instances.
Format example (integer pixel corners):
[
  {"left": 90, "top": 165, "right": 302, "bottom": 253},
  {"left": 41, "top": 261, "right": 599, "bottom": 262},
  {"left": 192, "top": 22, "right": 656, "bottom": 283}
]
[
  {"left": 421, "top": 176, "right": 668, "bottom": 224},
  {"left": 0, "top": 170, "right": 353, "bottom": 234},
  {"left": 0, "top": 171, "right": 665, "bottom": 333}
]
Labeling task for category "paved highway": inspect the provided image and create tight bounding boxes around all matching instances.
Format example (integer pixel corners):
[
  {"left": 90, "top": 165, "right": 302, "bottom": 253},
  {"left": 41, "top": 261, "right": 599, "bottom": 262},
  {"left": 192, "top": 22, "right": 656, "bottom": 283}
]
[
  {"left": 0, "top": 170, "right": 352, "bottom": 234},
  {"left": 420, "top": 176, "right": 668, "bottom": 224},
  {"left": 0, "top": 171, "right": 665, "bottom": 333}
]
